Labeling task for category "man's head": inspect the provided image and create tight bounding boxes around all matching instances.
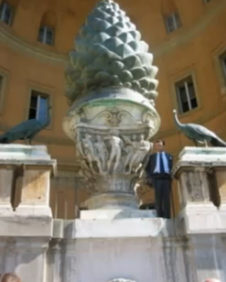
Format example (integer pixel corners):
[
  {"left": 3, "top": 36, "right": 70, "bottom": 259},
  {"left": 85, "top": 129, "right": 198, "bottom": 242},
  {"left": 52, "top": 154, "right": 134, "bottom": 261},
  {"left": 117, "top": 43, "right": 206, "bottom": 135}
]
[
  {"left": 1, "top": 273, "right": 21, "bottom": 282},
  {"left": 155, "top": 139, "right": 165, "bottom": 152}
]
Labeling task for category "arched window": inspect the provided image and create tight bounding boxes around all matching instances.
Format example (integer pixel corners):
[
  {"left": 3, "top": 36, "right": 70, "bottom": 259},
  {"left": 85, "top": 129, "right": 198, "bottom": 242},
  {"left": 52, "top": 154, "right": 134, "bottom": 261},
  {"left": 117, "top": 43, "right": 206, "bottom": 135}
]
[
  {"left": 38, "top": 11, "right": 56, "bottom": 46},
  {"left": 161, "top": 0, "right": 182, "bottom": 33},
  {"left": 164, "top": 12, "right": 181, "bottom": 33},
  {"left": 38, "top": 26, "right": 54, "bottom": 45},
  {"left": 0, "top": 0, "right": 14, "bottom": 25}
]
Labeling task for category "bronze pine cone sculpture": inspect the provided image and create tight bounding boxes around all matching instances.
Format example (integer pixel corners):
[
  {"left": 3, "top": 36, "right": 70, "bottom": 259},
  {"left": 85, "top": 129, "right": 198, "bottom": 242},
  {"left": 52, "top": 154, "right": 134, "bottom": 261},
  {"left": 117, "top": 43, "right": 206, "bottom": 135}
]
[{"left": 65, "top": 0, "right": 159, "bottom": 105}]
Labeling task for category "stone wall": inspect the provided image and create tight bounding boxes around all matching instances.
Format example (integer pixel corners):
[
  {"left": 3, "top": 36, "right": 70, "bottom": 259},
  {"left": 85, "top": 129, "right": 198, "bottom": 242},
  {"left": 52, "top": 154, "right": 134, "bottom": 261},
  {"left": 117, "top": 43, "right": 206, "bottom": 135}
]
[
  {"left": 1, "top": 145, "right": 226, "bottom": 282},
  {"left": 1, "top": 219, "right": 226, "bottom": 282},
  {"left": 1, "top": 220, "right": 226, "bottom": 282}
]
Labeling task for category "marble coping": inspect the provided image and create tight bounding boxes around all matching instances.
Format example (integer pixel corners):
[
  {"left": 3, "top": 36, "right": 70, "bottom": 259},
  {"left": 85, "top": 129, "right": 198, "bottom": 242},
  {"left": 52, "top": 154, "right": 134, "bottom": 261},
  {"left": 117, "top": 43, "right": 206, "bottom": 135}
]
[
  {"left": 0, "top": 144, "right": 51, "bottom": 159},
  {"left": 178, "top": 147, "right": 226, "bottom": 162},
  {"left": 0, "top": 144, "right": 57, "bottom": 174},
  {"left": 173, "top": 147, "right": 226, "bottom": 176},
  {"left": 53, "top": 218, "right": 176, "bottom": 239}
]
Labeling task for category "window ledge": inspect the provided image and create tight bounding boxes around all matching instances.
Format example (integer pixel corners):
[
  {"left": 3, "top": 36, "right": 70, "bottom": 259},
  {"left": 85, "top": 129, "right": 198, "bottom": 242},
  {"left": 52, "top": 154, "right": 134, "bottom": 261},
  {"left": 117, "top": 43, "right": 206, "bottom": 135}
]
[
  {"left": 36, "top": 41, "right": 56, "bottom": 51},
  {"left": 177, "top": 105, "right": 203, "bottom": 119}
]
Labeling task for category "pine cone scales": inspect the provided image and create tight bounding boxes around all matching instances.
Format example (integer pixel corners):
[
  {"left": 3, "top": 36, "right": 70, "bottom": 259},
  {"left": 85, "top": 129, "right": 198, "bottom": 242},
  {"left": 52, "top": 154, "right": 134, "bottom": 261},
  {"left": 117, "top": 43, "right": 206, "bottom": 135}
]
[{"left": 65, "top": 0, "right": 159, "bottom": 105}]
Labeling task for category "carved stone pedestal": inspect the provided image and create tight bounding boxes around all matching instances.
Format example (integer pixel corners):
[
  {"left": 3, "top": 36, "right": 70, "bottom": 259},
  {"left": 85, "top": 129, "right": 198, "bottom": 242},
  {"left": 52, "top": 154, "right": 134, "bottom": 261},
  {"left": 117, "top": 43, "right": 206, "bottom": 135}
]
[
  {"left": 63, "top": 87, "right": 160, "bottom": 216},
  {"left": 173, "top": 147, "right": 226, "bottom": 234}
]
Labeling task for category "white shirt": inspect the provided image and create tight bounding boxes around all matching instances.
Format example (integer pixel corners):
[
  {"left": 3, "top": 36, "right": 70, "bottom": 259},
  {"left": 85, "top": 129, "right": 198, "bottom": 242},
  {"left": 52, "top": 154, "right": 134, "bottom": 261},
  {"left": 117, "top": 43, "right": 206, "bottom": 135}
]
[{"left": 154, "top": 152, "right": 170, "bottom": 174}]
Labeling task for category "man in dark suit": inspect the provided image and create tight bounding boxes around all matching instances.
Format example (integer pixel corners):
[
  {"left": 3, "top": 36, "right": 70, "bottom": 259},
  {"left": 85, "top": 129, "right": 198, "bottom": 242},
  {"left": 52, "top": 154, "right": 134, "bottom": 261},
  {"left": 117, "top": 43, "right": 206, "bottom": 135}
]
[{"left": 145, "top": 140, "right": 173, "bottom": 219}]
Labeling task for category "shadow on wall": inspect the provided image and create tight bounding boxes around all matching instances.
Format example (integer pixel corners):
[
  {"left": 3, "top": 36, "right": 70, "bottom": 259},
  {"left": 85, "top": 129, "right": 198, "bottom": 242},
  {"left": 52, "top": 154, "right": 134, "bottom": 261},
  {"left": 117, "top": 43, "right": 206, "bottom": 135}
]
[{"left": 0, "top": 244, "right": 45, "bottom": 282}]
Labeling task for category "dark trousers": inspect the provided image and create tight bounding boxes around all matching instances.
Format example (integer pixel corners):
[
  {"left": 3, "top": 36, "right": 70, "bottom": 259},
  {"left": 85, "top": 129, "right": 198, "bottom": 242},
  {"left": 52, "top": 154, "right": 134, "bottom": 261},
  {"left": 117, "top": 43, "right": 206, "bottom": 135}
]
[{"left": 152, "top": 176, "right": 171, "bottom": 219}]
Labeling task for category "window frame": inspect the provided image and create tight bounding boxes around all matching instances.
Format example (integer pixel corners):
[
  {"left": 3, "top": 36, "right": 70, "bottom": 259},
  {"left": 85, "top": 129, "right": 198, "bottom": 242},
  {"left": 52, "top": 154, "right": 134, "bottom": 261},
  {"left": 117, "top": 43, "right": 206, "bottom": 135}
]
[
  {"left": 164, "top": 12, "right": 181, "bottom": 33},
  {"left": 169, "top": 70, "right": 200, "bottom": 117},
  {"left": 212, "top": 45, "right": 226, "bottom": 99},
  {"left": 175, "top": 76, "right": 198, "bottom": 114},
  {"left": 28, "top": 90, "right": 49, "bottom": 120},
  {"left": 0, "top": 0, "right": 13, "bottom": 26},
  {"left": 27, "top": 86, "right": 53, "bottom": 130},
  {"left": 38, "top": 25, "right": 54, "bottom": 46},
  {"left": 220, "top": 52, "right": 226, "bottom": 82},
  {"left": 0, "top": 75, "right": 4, "bottom": 98},
  {"left": 0, "top": 69, "right": 8, "bottom": 114}
]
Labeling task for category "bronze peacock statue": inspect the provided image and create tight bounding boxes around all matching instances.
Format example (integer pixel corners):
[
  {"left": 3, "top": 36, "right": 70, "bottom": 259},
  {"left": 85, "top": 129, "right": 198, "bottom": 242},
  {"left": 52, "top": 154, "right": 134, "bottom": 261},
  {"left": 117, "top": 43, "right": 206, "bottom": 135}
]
[
  {"left": 173, "top": 109, "right": 226, "bottom": 147},
  {"left": 0, "top": 106, "right": 51, "bottom": 145}
]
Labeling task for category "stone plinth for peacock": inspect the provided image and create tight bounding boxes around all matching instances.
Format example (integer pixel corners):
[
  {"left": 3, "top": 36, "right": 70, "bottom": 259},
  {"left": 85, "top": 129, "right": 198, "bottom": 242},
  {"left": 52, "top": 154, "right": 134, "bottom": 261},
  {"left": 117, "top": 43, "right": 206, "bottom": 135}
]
[{"left": 63, "top": 0, "right": 161, "bottom": 213}]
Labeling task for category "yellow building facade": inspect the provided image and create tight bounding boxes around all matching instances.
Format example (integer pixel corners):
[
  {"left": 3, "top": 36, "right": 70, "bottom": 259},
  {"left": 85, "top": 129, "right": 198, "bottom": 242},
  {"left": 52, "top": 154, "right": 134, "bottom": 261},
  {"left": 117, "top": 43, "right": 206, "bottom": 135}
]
[{"left": 0, "top": 0, "right": 226, "bottom": 218}]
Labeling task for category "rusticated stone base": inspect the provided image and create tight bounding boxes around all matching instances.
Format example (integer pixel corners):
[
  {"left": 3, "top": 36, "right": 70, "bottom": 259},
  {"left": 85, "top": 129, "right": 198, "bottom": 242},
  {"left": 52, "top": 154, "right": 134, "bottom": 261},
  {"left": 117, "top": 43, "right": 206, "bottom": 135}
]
[{"left": 63, "top": 87, "right": 160, "bottom": 213}]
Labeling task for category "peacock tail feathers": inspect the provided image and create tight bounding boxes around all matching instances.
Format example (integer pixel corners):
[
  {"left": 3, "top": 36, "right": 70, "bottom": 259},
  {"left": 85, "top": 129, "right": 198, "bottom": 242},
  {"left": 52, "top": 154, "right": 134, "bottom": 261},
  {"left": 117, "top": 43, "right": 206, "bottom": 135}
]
[
  {"left": 210, "top": 136, "right": 226, "bottom": 147},
  {"left": 65, "top": 0, "right": 159, "bottom": 105}
]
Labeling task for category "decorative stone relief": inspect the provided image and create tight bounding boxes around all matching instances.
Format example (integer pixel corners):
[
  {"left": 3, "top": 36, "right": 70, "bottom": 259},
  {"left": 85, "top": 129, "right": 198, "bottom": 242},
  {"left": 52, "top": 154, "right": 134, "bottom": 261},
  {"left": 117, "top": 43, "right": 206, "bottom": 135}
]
[
  {"left": 68, "top": 106, "right": 158, "bottom": 132},
  {"left": 76, "top": 129, "right": 151, "bottom": 176},
  {"left": 63, "top": 88, "right": 160, "bottom": 208}
]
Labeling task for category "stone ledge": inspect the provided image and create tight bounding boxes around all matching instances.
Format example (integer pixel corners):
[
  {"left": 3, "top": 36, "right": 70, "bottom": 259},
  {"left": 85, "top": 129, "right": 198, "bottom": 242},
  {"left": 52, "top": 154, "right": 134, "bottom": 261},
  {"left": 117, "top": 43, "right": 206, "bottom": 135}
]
[
  {"left": 178, "top": 147, "right": 226, "bottom": 161},
  {"left": 0, "top": 144, "right": 57, "bottom": 174},
  {"left": 80, "top": 209, "right": 157, "bottom": 220},
  {"left": 0, "top": 144, "right": 51, "bottom": 159},
  {"left": 0, "top": 212, "right": 53, "bottom": 237},
  {"left": 60, "top": 218, "right": 175, "bottom": 239},
  {"left": 178, "top": 204, "right": 226, "bottom": 234},
  {"left": 173, "top": 147, "right": 226, "bottom": 177}
]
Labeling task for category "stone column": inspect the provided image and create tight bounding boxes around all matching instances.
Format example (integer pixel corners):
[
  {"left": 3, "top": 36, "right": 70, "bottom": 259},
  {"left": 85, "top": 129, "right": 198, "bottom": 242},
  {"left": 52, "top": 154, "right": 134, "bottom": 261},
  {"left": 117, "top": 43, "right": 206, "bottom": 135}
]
[{"left": 173, "top": 147, "right": 226, "bottom": 234}]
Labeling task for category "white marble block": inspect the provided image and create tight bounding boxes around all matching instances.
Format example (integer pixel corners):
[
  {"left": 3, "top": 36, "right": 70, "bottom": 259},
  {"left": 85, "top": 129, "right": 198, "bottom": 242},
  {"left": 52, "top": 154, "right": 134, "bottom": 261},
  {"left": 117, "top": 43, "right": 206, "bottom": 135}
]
[{"left": 173, "top": 147, "right": 226, "bottom": 234}]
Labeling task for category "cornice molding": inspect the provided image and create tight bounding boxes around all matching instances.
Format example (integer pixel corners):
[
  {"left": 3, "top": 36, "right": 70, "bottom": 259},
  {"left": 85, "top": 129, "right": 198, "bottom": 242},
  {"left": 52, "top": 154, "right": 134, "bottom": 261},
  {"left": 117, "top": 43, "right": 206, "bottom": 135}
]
[
  {"left": 0, "top": 0, "right": 225, "bottom": 62},
  {"left": 0, "top": 25, "right": 68, "bottom": 65},
  {"left": 153, "top": 0, "right": 226, "bottom": 57}
]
